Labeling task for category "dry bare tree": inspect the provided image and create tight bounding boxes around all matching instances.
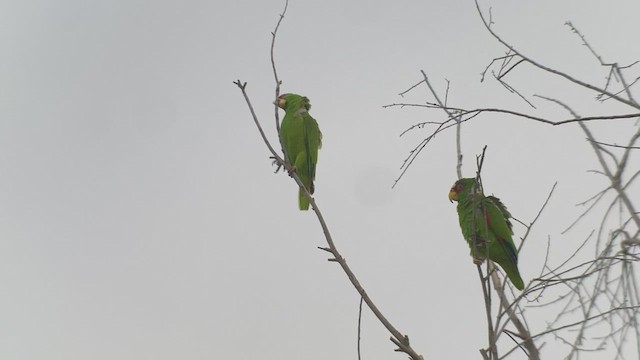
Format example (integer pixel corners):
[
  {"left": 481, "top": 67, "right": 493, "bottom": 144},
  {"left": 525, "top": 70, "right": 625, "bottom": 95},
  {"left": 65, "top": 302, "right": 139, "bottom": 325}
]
[
  {"left": 386, "top": 1, "right": 640, "bottom": 359},
  {"left": 237, "top": 0, "right": 639, "bottom": 359}
]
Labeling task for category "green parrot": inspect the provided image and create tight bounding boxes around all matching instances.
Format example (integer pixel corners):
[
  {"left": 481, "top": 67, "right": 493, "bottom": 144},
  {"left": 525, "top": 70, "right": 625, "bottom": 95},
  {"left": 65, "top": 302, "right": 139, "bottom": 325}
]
[
  {"left": 448, "top": 178, "right": 525, "bottom": 290},
  {"left": 276, "top": 93, "right": 322, "bottom": 211}
]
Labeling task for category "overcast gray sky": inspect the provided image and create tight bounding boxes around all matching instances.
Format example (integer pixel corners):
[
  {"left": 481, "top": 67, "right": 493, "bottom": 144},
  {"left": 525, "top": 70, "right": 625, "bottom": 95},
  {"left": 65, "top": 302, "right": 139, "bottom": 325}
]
[{"left": 1, "top": 0, "right": 639, "bottom": 359}]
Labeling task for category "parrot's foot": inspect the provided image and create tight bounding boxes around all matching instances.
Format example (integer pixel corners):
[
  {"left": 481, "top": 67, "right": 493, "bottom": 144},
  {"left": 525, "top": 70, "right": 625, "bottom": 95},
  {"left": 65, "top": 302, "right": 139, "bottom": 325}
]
[
  {"left": 271, "top": 159, "right": 283, "bottom": 173},
  {"left": 472, "top": 257, "right": 485, "bottom": 265},
  {"left": 268, "top": 155, "right": 296, "bottom": 176}
]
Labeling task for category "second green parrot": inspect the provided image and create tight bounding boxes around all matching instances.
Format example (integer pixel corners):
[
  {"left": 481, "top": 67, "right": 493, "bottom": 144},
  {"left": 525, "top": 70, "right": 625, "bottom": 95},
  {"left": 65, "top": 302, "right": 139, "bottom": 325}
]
[
  {"left": 448, "top": 178, "right": 525, "bottom": 290},
  {"left": 276, "top": 93, "right": 322, "bottom": 211}
]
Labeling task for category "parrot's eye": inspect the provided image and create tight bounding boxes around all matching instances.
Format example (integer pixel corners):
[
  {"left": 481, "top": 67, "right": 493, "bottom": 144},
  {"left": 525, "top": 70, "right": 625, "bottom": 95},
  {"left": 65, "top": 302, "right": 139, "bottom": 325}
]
[{"left": 455, "top": 183, "right": 464, "bottom": 192}]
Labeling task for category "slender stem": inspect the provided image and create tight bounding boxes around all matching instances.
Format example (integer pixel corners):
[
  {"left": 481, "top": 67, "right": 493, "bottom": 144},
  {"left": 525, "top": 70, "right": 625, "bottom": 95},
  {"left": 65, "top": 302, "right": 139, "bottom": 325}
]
[
  {"left": 271, "top": 0, "right": 288, "bottom": 135},
  {"left": 491, "top": 271, "right": 540, "bottom": 360},
  {"left": 478, "top": 264, "right": 498, "bottom": 359},
  {"left": 234, "top": 81, "right": 283, "bottom": 164},
  {"left": 474, "top": 0, "right": 640, "bottom": 111},
  {"left": 357, "top": 297, "right": 363, "bottom": 360}
]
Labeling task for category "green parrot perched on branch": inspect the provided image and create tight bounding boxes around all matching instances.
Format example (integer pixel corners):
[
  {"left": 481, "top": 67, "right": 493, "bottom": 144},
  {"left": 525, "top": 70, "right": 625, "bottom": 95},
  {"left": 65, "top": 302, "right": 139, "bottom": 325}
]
[
  {"left": 448, "top": 178, "right": 525, "bottom": 290},
  {"left": 276, "top": 93, "right": 322, "bottom": 211}
]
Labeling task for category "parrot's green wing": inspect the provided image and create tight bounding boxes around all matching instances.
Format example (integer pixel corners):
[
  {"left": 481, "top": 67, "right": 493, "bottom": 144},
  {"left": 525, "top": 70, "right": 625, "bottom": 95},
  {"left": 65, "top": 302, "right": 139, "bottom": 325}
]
[
  {"left": 483, "top": 196, "right": 524, "bottom": 290},
  {"left": 303, "top": 111, "right": 322, "bottom": 183},
  {"left": 293, "top": 111, "right": 322, "bottom": 210},
  {"left": 279, "top": 108, "right": 303, "bottom": 171},
  {"left": 487, "top": 195, "right": 513, "bottom": 233}
]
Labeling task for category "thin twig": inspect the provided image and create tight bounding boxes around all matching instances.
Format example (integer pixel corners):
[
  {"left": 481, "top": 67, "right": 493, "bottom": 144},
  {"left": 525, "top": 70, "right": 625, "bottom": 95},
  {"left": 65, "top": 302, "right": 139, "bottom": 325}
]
[
  {"left": 398, "top": 79, "right": 426, "bottom": 97},
  {"left": 270, "top": 0, "right": 288, "bottom": 134},
  {"left": 234, "top": 81, "right": 284, "bottom": 165},
  {"left": 384, "top": 102, "right": 640, "bottom": 126},
  {"left": 531, "top": 306, "right": 640, "bottom": 341},
  {"left": 270, "top": 0, "right": 289, "bottom": 171},
  {"left": 539, "top": 96, "right": 640, "bottom": 231},
  {"left": 358, "top": 297, "right": 363, "bottom": 360},
  {"left": 518, "top": 182, "right": 557, "bottom": 252},
  {"left": 565, "top": 21, "right": 640, "bottom": 108},
  {"left": 474, "top": 0, "right": 640, "bottom": 111},
  {"left": 478, "top": 263, "right": 499, "bottom": 360}
]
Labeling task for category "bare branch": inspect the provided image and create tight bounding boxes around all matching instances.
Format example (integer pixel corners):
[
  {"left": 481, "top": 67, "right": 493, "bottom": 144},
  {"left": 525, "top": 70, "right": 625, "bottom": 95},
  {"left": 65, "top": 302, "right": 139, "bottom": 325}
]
[
  {"left": 532, "top": 306, "right": 640, "bottom": 341},
  {"left": 234, "top": 81, "right": 285, "bottom": 166},
  {"left": 357, "top": 297, "right": 363, "bottom": 360},
  {"left": 270, "top": 0, "right": 289, "bottom": 172},
  {"left": 478, "top": 263, "right": 499, "bottom": 360},
  {"left": 398, "top": 79, "right": 425, "bottom": 97},
  {"left": 473, "top": 0, "right": 640, "bottom": 111},
  {"left": 384, "top": 102, "right": 640, "bottom": 127},
  {"left": 565, "top": 21, "right": 640, "bottom": 108},
  {"left": 270, "top": 0, "right": 288, "bottom": 134},
  {"left": 518, "top": 182, "right": 557, "bottom": 253}
]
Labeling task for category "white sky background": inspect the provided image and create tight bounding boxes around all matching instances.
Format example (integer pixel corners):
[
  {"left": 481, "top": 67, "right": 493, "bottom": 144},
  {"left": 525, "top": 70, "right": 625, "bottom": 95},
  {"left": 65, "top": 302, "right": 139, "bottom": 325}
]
[{"left": 1, "top": 0, "right": 639, "bottom": 359}]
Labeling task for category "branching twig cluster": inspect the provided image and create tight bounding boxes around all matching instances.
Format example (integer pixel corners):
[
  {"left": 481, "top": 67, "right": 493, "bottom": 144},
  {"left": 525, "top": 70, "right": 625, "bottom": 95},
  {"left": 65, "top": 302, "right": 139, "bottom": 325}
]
[
  {"left": 387, "top": 1, "right": 640, "bottom": 359},
  {"left": 418, "top": 70, "right": 543, "bottom": 360},
  {"left": 238, "top": 0, "right": 639, "bottom": 358}
]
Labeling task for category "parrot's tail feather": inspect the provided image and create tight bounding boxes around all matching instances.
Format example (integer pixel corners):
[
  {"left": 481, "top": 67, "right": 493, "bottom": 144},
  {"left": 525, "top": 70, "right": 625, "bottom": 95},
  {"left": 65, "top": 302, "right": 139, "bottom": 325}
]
[
  {"left": 499, "top": 261, "right": 525, "bottom": 290},
  {"left": 298, "top": 188, "right": 310, "bottom": 211},
  {"left": 507, "top": 271, "right": 524, "bottom": 290}
]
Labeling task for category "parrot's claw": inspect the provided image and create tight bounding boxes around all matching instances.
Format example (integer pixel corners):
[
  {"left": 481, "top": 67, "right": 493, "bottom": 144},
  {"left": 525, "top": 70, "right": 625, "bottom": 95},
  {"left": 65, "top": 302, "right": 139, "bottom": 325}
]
[
  {"left": 268, "top": 156, "right": 296, "bottom": 176},
  {"left": 472, "top": 257, "right": 485, "bottom": 265},
  {"left": 269, "top": 156, "right": 287, "bottom": 174}
]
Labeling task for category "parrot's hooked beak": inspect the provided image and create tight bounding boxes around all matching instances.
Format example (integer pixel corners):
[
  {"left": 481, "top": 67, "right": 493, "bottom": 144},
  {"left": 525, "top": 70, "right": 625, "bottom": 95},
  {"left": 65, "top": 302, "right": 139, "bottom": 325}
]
[
  {"left": 448, "top": 188, "right": 458, "bottom": 203},
  {"left": 274, "top": 96, "right": 286, "bottom": 108}
]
